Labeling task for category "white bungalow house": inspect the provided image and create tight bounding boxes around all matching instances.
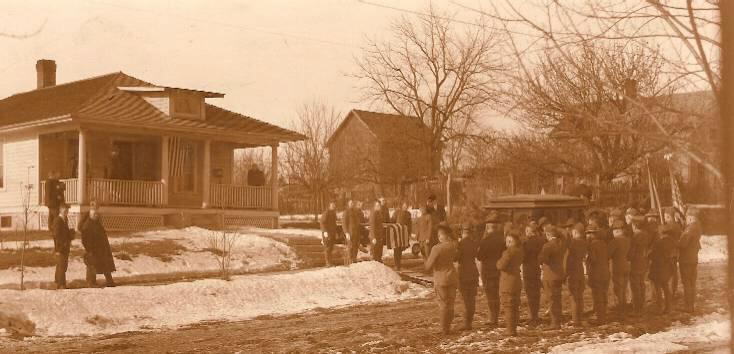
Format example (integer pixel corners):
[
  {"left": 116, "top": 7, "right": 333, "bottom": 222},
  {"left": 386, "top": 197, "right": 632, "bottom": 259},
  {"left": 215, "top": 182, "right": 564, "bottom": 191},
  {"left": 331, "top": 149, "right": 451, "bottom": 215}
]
[{"left": 0, "top": 59, "right": 304, "bottom": 231}]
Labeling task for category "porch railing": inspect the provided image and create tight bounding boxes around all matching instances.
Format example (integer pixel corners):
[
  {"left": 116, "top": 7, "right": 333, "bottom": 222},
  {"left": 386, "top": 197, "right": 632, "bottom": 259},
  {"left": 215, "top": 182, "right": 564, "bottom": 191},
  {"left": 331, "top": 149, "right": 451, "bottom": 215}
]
[
  {"left": 210, "top": 184, "right": 272, "bottom": 209},
  {"left": 39, "top": 178, "right": 79, "bottom": 205},
  {"left": 88, "top": 178, "right": 166, "bottom": 207}
]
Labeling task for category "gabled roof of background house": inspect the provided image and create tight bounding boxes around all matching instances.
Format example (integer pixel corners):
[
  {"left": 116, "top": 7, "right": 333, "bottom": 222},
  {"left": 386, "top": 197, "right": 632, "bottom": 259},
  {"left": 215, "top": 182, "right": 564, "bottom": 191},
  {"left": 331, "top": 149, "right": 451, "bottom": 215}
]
[
  {"left": 0, "top": 72, "right": 305, "bottom": 143},
  {"left": 326, "top": 109, "right": 431, "bottom": 147}
]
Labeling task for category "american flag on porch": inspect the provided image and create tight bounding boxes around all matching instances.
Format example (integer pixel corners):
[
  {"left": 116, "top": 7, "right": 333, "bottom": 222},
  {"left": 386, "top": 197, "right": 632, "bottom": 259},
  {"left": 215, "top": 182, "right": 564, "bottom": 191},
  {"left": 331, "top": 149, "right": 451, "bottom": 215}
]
[{"left": 168, "top": 137, "right": 187, "bottom": 177}]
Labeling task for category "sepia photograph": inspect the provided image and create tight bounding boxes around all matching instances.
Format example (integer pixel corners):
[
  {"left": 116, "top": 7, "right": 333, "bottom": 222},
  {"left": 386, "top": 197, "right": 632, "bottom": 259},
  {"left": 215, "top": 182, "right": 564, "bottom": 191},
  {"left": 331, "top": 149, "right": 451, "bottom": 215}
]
[{"left": 0, "top": 0, "right": 731, "bottom": 353}]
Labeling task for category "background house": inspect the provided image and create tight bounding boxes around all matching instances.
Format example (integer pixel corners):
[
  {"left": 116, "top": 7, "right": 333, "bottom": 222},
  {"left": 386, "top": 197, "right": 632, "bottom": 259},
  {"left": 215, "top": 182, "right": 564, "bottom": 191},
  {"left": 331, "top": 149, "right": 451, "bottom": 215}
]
[
  {"left": 326, "top": 109, "right": 437, "bottom": 204},
  {"left": 0, "top": 59, "right": 303, "bottom": 231}
]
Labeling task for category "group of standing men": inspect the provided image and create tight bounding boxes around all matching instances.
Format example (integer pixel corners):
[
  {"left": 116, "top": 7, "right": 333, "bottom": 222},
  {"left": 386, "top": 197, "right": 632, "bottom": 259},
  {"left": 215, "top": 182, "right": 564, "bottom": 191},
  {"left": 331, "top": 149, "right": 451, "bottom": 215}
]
[
  {"left": 45, "top": 171, "right": 117, "bottom": 290},
  {"left": 320, "top": 196, "right": 420, "bottom": 269},
  {"left": 424, "top": 203, "right": 703, "bottom": 336}
]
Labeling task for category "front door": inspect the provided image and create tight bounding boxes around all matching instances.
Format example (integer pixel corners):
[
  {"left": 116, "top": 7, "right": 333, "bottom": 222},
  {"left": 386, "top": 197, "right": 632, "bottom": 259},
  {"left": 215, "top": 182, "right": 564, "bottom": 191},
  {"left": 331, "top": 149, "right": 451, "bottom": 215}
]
[{"left": 111, "top": 141, "right": 133, "bottom": 180}]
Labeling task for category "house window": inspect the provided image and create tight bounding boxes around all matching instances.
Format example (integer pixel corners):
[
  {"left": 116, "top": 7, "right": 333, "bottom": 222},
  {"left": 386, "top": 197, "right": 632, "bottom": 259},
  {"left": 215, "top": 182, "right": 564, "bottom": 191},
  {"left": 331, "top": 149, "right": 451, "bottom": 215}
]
[
  {"left": 0, "top": 216, "right": 11, "bottom": 228},
  {"left": 176, "top": 141, "right": 197, "bottom": 192}
]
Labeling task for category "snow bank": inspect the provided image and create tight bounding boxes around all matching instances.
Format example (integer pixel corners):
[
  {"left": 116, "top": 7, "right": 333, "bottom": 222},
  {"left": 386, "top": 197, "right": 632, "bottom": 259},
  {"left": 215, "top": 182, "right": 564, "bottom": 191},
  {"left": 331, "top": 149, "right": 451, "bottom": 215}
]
[
  {"left": 0, "top": 261, "right": 428, "bottom": 337},
  {"left": 240, "top": 226, "right": 323, "bottom": 238},
  {"left": 0, "top": 227, "right": 298, "bottom": 287},
  {"left": 699, "top": 235, "right": 727, "bottom": 263},
  {"left": 546, "top": 311, "right": 730, "bottom": 354}
]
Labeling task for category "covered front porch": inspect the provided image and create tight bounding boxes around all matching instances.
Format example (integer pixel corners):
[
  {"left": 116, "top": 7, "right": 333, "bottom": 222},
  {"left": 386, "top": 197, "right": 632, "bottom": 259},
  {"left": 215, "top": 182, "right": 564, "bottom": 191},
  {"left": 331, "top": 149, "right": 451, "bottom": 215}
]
[{"left": 38, "top": 128, "right": 280, "bottom": 212}]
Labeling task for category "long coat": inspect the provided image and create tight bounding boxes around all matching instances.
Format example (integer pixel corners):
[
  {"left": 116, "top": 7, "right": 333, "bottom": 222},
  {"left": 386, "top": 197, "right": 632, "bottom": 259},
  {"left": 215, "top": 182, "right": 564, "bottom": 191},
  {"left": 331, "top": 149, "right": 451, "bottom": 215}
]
[
  {"left": 608, "top": 235, "right": 631, "bottom": 276},
  {"left": 81, "top": 215, "right": 116, "bottom": 273},
  {"left": 425, "top": 241, "right": 459, "bottom": 287},
  {"left": 456, "top": 236, "right": 480, "bottom": 287},
  {"left": 587, "top": 238, "right": 610, "bottom": 282},
  {"left": 649, "top": 236, "right": 675, "bottom": 283},
  {"left": 521, "top": 234, "right": 545, "bottom": 278},
  {"left": 678, "top": 222, "right": 702, "bottom": 264},
  {"left": 416, "top": 211, "right": 435, "bottom": 243},
  {"left": 369, "top": 210, "right": 385, "bottom": 241},
  {"left": 629, "top": 230, "right": 652, "bottom": 274},
  {"left": 497, "top": 245, "right": 524, "bottom": 292},
  {"left": 477, "top": 230, "right": 506, "bottom": 279},
  {"left": 538, "top": 238, "right": 566, "bottom": 281},
  {"left": 565, "top": 238, "right": 588, "bottom": 283},
  {"left": 343, "top": 207, "right": 363, "bottom": 238},
  {"left": 320, "top": 209, "right": 338, "bottom": 235},
  {"left": 52, "top": 216, "right": 73, "bottom": 254}
]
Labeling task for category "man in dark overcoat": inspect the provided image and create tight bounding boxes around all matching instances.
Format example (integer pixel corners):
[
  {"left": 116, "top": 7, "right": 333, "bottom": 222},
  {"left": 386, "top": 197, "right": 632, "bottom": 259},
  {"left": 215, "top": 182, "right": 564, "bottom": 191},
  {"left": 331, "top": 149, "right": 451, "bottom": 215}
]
[
  {"left": 566, "top": 223, "right": 588, "bottom": 327},
  {"left": 320, "top": 202, "right": 339, "bottom": 266},
  {"left": 586, "top": 225, "right": 610, "bottom": 325},
  {"left": 81, "top": 203, "right": 116, "bottom": 287},
  {"left": 368, "top": 201, "right": 385, "bottom": 262},
  {"left": 476, "top": 213, "right": 505, "bottom": 326},
  {"left": 53, "top": 204, "right": 73, "bottom": 289},
  {"left": 456, "top": 223, "right": 479, "bottom": 330},
  {"left": 678, "top": 208, "right": 702, "bottom": 313},
  {"left": 538, "top": 225, "right": 565, "bottom": 330},
  {"left": 650, "top": 224, "right": 676, "bottom": 314},
  {"left": 521, "top": 222, "right": 545, "bottom": 326},
  {"left": 497, "top": 228, "right": 523, "bottom": 336},
  {"left": 425, "top": 223, "right": 459, "bottom": 335},
  {"left": 608, "top": 220, "right": 631, "bottom": 319},
  {"left": 629, "top": 216, "right": 652, "bottom": 313},
  {"left": 343, "top": 200, "right": 362, "bottom": 264}
]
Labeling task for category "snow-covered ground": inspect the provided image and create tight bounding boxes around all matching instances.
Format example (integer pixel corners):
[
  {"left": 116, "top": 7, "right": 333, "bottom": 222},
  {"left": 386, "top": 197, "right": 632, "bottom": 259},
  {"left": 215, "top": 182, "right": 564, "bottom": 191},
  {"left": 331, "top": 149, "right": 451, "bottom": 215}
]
[
  {"left": 699, "top": 234, "right": 727, "bottom": 263},
  {"left": 545, "top": 310, "right": 730, "bottom": 354},
  {"left": 0, "top": 262, "right": 429, "bottom": 337},
  {"left": 0, "top": 227, "right": 298, "bottom": 287}
]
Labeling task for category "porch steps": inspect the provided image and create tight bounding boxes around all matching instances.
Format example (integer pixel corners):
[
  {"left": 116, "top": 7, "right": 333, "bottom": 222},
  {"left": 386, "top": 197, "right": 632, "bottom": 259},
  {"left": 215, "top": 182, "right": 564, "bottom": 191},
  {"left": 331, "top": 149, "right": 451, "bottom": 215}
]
[{"left": 260, "top": 234, "right": 347, "bottom": 267}]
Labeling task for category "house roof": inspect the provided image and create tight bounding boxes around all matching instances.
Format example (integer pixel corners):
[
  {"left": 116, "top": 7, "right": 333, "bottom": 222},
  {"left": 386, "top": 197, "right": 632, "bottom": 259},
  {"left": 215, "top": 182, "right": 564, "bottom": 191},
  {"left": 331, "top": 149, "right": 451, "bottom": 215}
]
[
  {"left": 327, "top": 109, "right": 431, "bottom": 147},
  {"left": 0, "top": 72, "right": 305, "bottom": 144}
]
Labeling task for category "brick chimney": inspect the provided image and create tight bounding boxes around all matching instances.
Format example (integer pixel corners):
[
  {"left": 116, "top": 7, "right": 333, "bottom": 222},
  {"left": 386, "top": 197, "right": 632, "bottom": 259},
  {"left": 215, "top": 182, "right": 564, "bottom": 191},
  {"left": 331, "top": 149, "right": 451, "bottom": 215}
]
[{"left": 36, "top": 59, "right": 56, "bottom": 89}]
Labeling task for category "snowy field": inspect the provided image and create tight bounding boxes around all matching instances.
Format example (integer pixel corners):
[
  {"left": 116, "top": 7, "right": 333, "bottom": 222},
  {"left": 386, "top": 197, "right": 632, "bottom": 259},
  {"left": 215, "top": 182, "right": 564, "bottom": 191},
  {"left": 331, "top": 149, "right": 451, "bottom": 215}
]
[
  {"left": 0, "top": 262, "right": 428, "bottom": 337},
  {"left": 545, "top": 311, "right": 730, "bottom": 353},
  {"left": 699, "top": 234, "right": 728, "bottom": 263},
  {"left": 0, "top": 227, "right": 298, "bottom": 288}
]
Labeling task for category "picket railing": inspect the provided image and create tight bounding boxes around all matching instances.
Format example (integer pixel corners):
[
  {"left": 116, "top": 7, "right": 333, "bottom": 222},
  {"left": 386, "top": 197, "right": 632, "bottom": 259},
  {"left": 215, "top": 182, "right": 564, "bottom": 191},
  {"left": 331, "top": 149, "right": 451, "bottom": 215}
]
[
  {"left": 39, "top": 178, "right": 79, "bottom": 205},
  {"left": 210, "top": 184, "right": 272, "bottom": 209},
  {"left": 88, "top": 178, "right": 166, "bottom": 206}
]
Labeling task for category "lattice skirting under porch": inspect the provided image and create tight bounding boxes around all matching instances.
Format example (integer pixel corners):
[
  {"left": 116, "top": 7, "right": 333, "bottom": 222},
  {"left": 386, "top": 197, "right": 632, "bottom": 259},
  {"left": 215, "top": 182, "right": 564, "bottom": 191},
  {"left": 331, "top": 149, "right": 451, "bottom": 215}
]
[
  {"left": 223, "top": 215, "right": 277, "bottom": 229},
  {"left": 39, "top": 213, "right": 79, "bottom": 230},
  {"left": 40, "top": 213, "right": 163, "bottom": 231}
]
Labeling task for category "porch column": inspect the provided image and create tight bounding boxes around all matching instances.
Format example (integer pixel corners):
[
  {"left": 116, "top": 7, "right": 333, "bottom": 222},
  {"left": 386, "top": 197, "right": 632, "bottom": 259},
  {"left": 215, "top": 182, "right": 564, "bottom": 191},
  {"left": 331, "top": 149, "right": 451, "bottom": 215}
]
[
  {"left": 202, "top": 139, "right": 211, "bottom": 208},
  {"left": 161, "top": 136, "right": 170, "bottom": 205},
  {"left": 271, "top": 143, "right": 279, "bottom": 210},
  {"left": 78, "top": 129, "right": 87, "bottom": 204}
]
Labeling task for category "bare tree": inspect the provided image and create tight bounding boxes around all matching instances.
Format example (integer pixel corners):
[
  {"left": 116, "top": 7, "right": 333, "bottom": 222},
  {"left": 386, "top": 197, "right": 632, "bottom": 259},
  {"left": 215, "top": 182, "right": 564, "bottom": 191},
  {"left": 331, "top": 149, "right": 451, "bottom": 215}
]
[
  {"left": 18, "top": 166, "right": 37, "bottom": 291},
  {"left": 280, "top": 101, "right": 341, "bottom": 214},
  {"left": 232, "top": 148, "right": 270, "bottom": 186},
  {"left": 354, "top": 7, "right": 504, "bottom": 175},
  {"left": 207, "top": 229, "right": 238, "bottom": 281},
  {"left": 456, "top": 0, "right": 722, "bottom": 180}
]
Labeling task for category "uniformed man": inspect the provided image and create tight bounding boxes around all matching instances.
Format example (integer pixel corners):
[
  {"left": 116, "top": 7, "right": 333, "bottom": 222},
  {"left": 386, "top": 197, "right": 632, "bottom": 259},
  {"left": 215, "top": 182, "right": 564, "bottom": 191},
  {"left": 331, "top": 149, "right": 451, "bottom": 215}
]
[
  {"left": 608, "top": 220, "right": 631, "bottom": 319},
  {"left": 678, "top": 208, "right": 702, "bottom": 313},
  {"left": 650, "top": 224, "right": 676, "bottom": 314},
  {"left": 456, "top": 223, "right": 480, "bottom": 331},
  {"left": 629, "top": 216, "right": 652, "bottom": 314},
  {"left": 476, "top": 213, "right": 506, "bottom": 327},
  {"left": 538, "top": 225, "right": 565, "bottom": 330},
  {"left": 391, "top": 201, "right": 412, "bottom": 271},
  {"left": 368, "top": 201, "right": 385, "bottom": 262},
  {"left": 319, "top": 202, "right": 338, "bottom": 266},
  {"left": 663, "top": 207, "right": 683, "bottom": 299},
  {"left": 586, "top": 225, "right": 610, "bottom": 325},
  {"left": 521, "top": 223, "right": 545, "bottom": 326},
  {"left": 497, "top": 228, "right": 524, "bottom": 336},
  {"left": 417, "top": 206, "right": 434, "bottom": 260},
  {"left": 425, "top": 223, "right": 459, "bottom": 335},
  {"left": 566, "top": 223, "right": 588, "bottom": 327}
]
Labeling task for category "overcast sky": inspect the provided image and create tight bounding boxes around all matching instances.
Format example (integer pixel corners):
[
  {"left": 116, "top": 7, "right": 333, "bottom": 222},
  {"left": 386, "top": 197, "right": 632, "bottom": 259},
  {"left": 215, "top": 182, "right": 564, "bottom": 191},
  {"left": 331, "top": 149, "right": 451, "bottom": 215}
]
[{"left": 0, "top": 0, "right": 520, "bottom": 131}]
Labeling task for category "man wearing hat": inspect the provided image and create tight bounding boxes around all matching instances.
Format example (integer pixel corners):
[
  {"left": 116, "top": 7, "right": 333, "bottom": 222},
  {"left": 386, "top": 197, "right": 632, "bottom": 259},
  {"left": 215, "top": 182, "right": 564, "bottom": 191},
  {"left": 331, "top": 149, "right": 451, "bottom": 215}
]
[
  {"left": 650, "top": 224, "right": 676, "bottom": 314},
  {"left": 425, "top": 223, "right": 459, "bottom": 335},
  {"left": 368, "top": 201, "right": 386, "bottom": 263},
  {"left": 521, "top": 221, "right": 545, "bottom": 326},
  {"left": 497, "top": 228, "right": 524, "bottom": 336},
  {"left": 662, "top": 207, "right": 683, "bottom": 298},
  {"left": 678, "top": 208, "right": 702, "bottom": 313},
  {"left": 477, "top": 212, "right": 506, "bottom": 327},
  {"left": 608, "top": 219, "right": 631, "bottom": 318},
  {"left": 538, "top": 225, "right": 565, "bottom": 330},
  {"left": 566, "top": 223, "right": 588, "bottom": 327},
  {"left": 586, "top": 224, "right": 610, "bottom": 325},
  {"left": 629, "top": 215, "right": 652, "bottom": 314},
  {"left": 53, "top": 203, "right": 74, "bottom": 289},
  {"left": 456, "top": 222, "right": 480, "bottom": 330}
]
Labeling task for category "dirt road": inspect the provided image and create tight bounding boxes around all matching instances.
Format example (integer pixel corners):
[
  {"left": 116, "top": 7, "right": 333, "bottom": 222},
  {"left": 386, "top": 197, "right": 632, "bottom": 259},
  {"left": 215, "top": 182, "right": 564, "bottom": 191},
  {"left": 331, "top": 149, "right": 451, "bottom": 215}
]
[{"left": 0, "top": 263, "right": 728, "bottom": 353}]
